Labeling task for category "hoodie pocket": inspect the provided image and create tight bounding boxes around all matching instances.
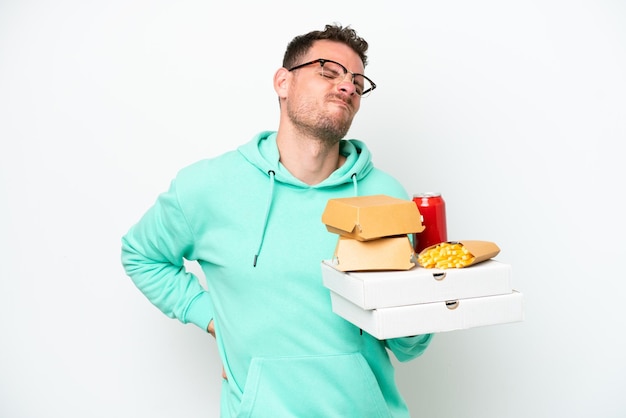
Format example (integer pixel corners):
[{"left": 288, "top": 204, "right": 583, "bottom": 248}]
[{"left": 236, "top": 353, "right": 392, "bottom": 418}]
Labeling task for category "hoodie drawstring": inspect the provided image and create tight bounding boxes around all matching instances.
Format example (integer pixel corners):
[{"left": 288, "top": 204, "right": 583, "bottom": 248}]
[
  {"left": 253, "top": 170, "right": 276, "bottom": 267},
  {"left": 253, "top": 171, "right": 358, "bottom": 267}
]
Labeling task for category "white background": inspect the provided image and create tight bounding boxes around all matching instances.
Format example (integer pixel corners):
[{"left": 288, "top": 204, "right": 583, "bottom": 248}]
[{"left": 1, "top": 1, "right": 625, "bottom": 417}]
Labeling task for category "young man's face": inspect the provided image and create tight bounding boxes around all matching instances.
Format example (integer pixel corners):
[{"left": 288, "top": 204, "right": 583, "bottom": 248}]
[{"left": 283, "top": 40, "right": 365, "bottom": 144}]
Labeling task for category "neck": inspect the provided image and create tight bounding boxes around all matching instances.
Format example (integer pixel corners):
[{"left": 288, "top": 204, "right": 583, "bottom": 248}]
[{"left": 275, "top": 131, "right": 346, "bottom": 185}]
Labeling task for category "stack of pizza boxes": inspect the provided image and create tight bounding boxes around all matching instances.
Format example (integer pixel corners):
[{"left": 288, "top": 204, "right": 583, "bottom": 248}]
[{"left": 321, "top": 195, "right": 524, "bottom": 339}]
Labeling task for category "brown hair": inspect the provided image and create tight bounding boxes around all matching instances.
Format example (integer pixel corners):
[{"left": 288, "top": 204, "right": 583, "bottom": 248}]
[{"left": 282, "top": 24, "right": 369, "bottom": 69}]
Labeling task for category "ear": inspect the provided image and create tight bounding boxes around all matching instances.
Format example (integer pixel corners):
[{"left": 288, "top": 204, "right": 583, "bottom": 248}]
[{"left": 273, "top": 67, "right": 290, "bottom": 99}]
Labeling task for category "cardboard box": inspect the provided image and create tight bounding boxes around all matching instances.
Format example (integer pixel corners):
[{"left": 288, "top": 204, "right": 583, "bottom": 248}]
[
  {"left": 322, "top": 195, "right": 424, "bottom": 241},
  {"left": 330, "top": 236, "right": 416, "bottom": 272},
  {"left": 322, "top": 259, "right": 513, "bottom": 309},
  {"left": 329, "top": 290, "right": 524, "bottom": 339}
]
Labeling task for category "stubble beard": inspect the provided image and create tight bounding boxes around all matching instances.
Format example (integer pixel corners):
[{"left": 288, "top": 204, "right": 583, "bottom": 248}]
[{"left": 287, "top": 97, "right": 355, "bottom": 147}]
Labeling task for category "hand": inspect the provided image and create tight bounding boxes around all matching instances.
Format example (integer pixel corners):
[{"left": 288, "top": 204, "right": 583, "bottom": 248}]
[
  {"left": 207, "top": 320, "right": 227, "bottom": 380},
  {"left": 207, "top": 319, "right": 216, "bottom": 337}
]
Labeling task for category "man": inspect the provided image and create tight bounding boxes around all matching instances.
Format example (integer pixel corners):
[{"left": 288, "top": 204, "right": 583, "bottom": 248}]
[{"left": 122, "top": 24, "right": 433, "bottom": 417}]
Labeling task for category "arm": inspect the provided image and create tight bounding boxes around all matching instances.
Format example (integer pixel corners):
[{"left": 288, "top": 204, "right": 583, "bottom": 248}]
[
  {"left": 121, "top": 178, "right": 214, "bottom": 331},
  {"left": 385, "top": 334, "right": 434, "bottom": 362}
]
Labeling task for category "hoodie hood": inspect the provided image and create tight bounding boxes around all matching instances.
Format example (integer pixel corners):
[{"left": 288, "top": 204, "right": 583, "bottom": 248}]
[
  {"left": 237, "top": 131, "right": 374, "bottom": 189},
  {"left": 237, "top": 131, "right": 375, "bottom": 266}
]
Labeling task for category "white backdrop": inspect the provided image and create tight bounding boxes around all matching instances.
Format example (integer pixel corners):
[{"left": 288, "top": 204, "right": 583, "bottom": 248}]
[{"left": 1, "top": 1, "right": 625, "bottom": 417}]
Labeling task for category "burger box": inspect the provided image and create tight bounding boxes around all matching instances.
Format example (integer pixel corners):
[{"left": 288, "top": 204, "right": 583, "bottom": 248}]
[
  {"left": 321, "top": 259, "right": 513, "bottom": 309},
  {"left": 330, "top": 235, "right": 416, "bottom": 272},
  {"left": 328, "top": 290, "right": 524, "bottom": 340},
  {"left": 321, "top": 194, "right": 424, "bottom": 241},
  {"left": 321, "top": 195, "right": 424, "bottom": 271}
]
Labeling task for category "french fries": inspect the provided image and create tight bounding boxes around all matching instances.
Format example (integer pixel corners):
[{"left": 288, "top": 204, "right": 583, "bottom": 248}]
[{"left": 417, "top": 241, "right": 475, "bottom": 269}]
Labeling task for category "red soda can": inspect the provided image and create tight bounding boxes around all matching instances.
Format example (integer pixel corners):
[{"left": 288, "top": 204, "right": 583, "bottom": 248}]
[{"left": 412, "top": 192, "right": 448, "bottom": 253}]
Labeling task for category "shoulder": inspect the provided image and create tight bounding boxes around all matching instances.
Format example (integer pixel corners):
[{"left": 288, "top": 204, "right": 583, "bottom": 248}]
[
  {"left": 165, "top": 150, "right": 244, "bottom": 202},
  {"left": 176, "top": 150, "right": 242, "bottom": 180},
  {"left": 360, "top": 167, "right": 410, "bottom": 200}
]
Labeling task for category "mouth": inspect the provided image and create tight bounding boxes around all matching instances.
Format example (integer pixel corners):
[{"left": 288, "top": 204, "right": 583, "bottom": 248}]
[{"left": 328, "top": 96, "right": 352, "bottom": 111}]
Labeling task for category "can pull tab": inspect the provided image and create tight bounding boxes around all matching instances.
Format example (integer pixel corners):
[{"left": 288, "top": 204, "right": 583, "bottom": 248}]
[
  {"left": 445, "top": 300, "right": 459, "bottom": 310},
  {"left": 432, "top": 272, "right": 447, "bottom": 281}
]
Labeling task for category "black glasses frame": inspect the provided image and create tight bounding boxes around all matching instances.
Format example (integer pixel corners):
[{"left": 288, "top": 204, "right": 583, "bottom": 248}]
[{"left": 287, "top": 58, "right": 377, "bottom": 97}]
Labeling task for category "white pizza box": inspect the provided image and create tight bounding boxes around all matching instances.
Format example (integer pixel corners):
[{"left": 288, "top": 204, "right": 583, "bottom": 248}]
[
  {"left": 329, "top": 290, "right": 524, "bottom": 340},
  {"left": 321, "top": 259, "right": 512, "bottom": 310}
]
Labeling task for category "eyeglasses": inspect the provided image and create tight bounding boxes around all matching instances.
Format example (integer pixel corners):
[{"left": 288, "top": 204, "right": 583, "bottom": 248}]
[{"left": 287, "top": 58, "right": 376, "bottom": 97}]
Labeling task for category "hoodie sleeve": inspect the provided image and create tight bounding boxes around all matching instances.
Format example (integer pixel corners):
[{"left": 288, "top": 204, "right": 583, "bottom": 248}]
[
  {"left": 385, "top": 333, "right": 434, "bottom": 362},
  {"left": 121, "top": 178, "right": 214, "bottom": 332}
]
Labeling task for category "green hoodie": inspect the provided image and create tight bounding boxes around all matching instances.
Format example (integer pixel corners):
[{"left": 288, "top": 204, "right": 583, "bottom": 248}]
[{"left": 122, "top": 131, "right": 433, "bottom": 417}]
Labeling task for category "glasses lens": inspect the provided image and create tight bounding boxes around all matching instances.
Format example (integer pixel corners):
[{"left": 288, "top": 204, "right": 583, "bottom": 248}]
[
  {"left": 353, "top": 75, "right": 373, "bottom": 97},
  {"left": 320, "top": 61, "right": 345, "bottom": 80},
  {"left": 319, "top": 60, "right": 374, "bottom": 97}
]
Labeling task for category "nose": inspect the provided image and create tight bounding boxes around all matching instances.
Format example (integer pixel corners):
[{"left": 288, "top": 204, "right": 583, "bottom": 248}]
[{"left": 336, "top": 76, "right": 358, "bottom": 96}]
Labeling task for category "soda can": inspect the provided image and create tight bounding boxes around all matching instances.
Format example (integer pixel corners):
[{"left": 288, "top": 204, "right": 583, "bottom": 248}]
[{"left": 412, "top": 192, "right": 448, "bottom": 253}]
